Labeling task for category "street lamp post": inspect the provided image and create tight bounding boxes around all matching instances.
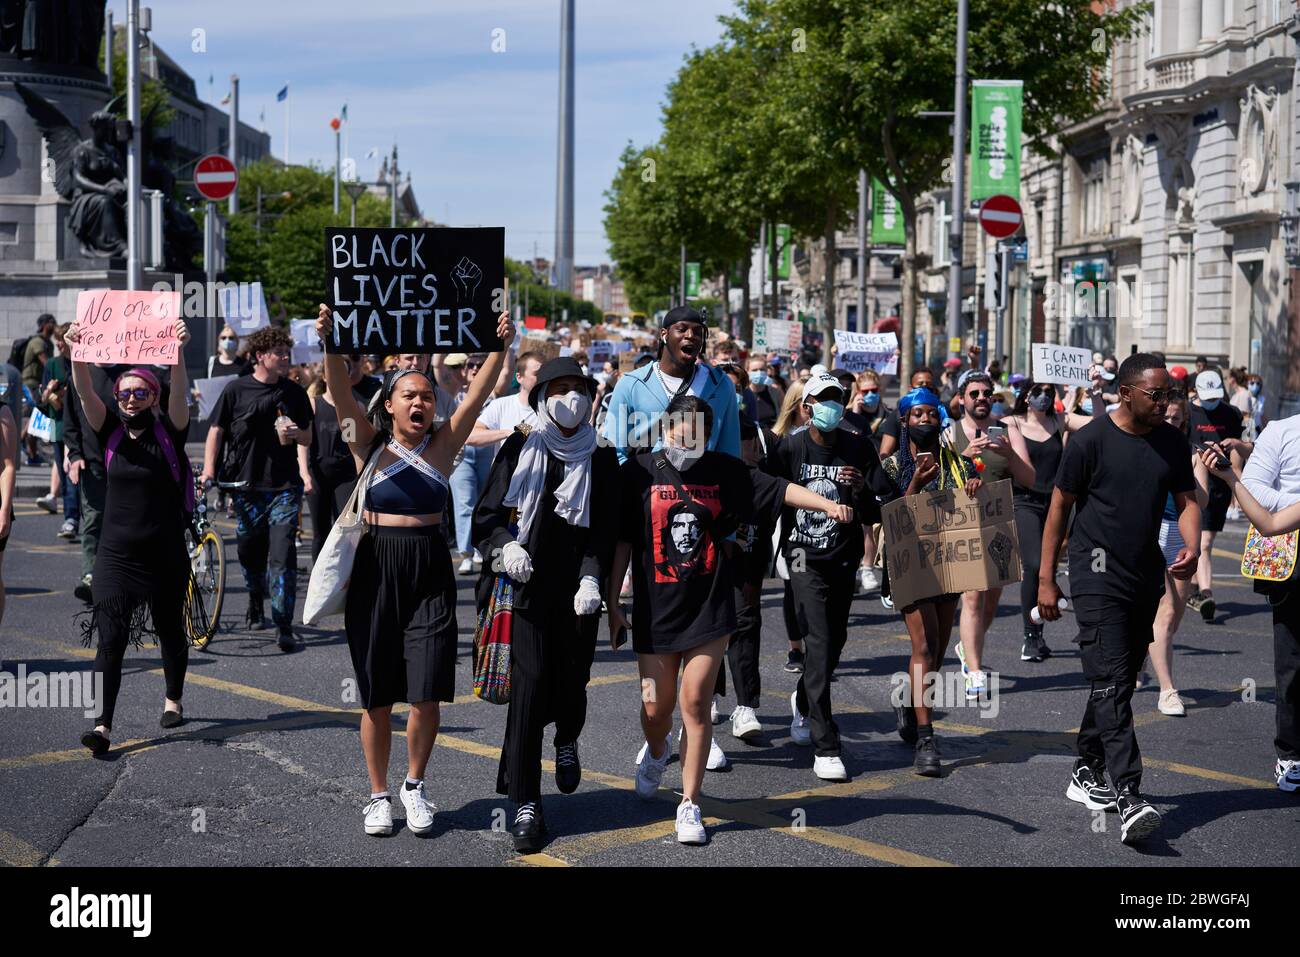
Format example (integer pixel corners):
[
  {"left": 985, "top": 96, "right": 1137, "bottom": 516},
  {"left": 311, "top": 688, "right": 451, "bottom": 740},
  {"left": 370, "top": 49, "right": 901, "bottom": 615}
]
[
  {"left": 331, "top": 117, "right": 342, "bottom": 215},
  {"left": 945, "top": 0, "right": 970, "bottom": 361},
  {"left": 344, "top": 181, "right": 368, "bottom": 228},
  {"left": 126, "top": 0, "right": 143, "bottom": 290}
]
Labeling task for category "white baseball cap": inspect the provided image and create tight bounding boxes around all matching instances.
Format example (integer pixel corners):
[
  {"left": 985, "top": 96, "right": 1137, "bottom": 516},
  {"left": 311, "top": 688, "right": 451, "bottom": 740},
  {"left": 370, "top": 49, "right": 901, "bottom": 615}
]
[
  {"left": 804, "top": 371, "right": 844, "bottom": 402},
  {"left": 1195, "top": 370, "right": 1224, "bottom": 400}
]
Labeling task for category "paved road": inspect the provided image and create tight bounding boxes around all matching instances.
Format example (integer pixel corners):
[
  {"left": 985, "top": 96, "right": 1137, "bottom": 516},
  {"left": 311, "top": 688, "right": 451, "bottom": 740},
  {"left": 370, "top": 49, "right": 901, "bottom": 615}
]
[{"left": 0, "top": 497, "right": 1292, "bottom": 868}]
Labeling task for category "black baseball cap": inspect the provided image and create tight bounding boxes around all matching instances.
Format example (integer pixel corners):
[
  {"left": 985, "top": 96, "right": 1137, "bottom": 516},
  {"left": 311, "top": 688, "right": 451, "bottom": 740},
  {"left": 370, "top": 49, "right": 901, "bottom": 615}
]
[{"left": 660, "top": 305, "right": 709, "bottom": 329}]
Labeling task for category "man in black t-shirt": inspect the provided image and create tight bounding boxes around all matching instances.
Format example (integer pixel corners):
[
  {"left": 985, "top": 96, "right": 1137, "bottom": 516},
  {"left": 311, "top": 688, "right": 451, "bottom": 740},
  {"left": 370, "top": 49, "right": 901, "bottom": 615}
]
[
  {"left": 766, "top": 372, "right": 892, "bottom": 782},
  {"left": 1039, "top": 353, "right": 1199, "bottom": 846},
  {"left": 1185, "top": 369, "right": 1251, "bottom": 622},
  {"left": 202, "top": 327, "right": 312, "bottom": 650}
]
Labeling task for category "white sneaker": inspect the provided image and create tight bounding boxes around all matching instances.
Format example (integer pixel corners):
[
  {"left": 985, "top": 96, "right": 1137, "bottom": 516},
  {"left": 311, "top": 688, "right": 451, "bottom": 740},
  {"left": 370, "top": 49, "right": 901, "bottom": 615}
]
[
  {"left": 675, "top": 799, "right": 707, "bottom": 845},
  {"left": 965, "top": 669, "right": 988, "bottom": 700},
  {"left": 790, "top": 690, "right": 811, "bottom": 746},
  {"left": 636, "top": 732, "right": 672, "bottom": 767},
  {"left": 457, "top": 556, "right": 473, "bottom": 574},
  {"left": 399, "top": 782, "right": 436, "bottom": 834},
  {"left": 711, "top": 694, "right": 722, "bottom": 725},
  {"left": 678, "top": 727, "right": 728, "bottom": 770},
  {"left": 635, "top": 737, "right": 671, "bottom": 799},
  {"left": 813, "top": 755, "right": 849, "bottom": 781},
  {"left": 363, "top": 797, "right": 394, "bottom": 836},
  {"left": 730, "top": 705, "right": 762, "bottom": 741},
  {"left": 1157, "top": 689, "right": 1186, "bottom": 717},
  {"left": 859, "top": 566, "right": 881, "bottom": 593},
  {"left": 1276, "top": 758, "right": 1300, "bottom": 792},
  {"left": 955, "top": 640, "right": 969, "bottom": 676},
  {"left": 35, "top": 493, "right": 56, "bottom": 514}
]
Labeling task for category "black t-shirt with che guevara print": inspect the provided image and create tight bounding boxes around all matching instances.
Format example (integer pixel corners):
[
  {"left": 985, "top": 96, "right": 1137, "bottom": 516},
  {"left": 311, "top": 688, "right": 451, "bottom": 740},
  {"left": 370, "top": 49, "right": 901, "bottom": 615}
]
[{"left": 618, "top": 450, "right": 786, "bottom": 654}]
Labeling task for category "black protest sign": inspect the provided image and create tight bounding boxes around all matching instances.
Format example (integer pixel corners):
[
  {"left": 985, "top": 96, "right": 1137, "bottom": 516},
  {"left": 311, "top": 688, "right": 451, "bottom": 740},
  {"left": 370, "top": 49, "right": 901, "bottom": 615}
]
[
  {"left": 324, "top": 227, "right": 504, "bottom": 354},
  {"left": 881, "top": 479, "right": 1021, "bottom": 609}
]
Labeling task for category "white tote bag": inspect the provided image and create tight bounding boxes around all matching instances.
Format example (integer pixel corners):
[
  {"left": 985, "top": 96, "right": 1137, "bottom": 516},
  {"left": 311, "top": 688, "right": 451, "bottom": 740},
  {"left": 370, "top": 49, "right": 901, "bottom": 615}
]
[{"left": 303, "top": 448, "right": 381, "bottom": 626}]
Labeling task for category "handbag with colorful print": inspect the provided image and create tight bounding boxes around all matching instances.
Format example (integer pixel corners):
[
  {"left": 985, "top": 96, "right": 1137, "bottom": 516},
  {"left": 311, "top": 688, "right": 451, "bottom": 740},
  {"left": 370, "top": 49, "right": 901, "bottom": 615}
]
[
  {"left": 472, "top": 572, "right": 515, "bottom": 704},
  {"left": 1241, "top": 524, "right": 1298, "bottom": 583}
]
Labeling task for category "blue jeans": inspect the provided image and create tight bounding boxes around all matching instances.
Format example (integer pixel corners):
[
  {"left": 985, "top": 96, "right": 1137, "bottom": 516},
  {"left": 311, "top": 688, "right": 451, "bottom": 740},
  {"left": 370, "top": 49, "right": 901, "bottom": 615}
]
[
  {"left": 450, "top": 445, "right": 493, "bottom": 557},
  {"left": 54, "top": 441, "right": 80, "bottom": 526}
]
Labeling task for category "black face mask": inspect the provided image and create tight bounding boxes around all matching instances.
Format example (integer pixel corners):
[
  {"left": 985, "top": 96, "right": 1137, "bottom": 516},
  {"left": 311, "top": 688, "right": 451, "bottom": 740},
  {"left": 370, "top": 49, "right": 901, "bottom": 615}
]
[
  {"left": 909, "top": 423, "right": 941, "bottom": 449},
  {"left": 117, "top": 406, "right": 154, "bottom": 429}
]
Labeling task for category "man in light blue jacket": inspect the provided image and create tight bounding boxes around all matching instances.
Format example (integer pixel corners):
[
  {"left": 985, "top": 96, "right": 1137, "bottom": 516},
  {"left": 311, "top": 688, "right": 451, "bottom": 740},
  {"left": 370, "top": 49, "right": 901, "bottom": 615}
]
[{"left": 601, "top": 306, "right": 740, "bottom": 463}]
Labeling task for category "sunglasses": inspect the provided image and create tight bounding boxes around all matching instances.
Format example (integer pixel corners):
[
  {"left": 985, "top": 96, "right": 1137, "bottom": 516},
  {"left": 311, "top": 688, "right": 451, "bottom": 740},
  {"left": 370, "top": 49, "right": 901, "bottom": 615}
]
[
  {"left": 466, "top": 362, "right": 483, "bottom": 370},
  {"left": 860, "top": 388, "right": 879, "bottom": 395},
  {"left": 966, "top": 389, "right": 994, "bottom": 399},
  {"left": 116, "top": 388, "right": 153, "bottom": 402},
  {"left": 1128, "top": 386, "right": 1181, "bottom": 403},
  {"left": 1029, "top": 386, "right": 1055, "bottom": 397}
]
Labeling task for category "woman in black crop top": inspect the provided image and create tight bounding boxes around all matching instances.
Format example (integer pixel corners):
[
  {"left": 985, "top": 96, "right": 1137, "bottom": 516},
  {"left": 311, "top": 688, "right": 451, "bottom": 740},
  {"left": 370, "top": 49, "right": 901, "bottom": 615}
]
[
  {"left": 64, "top": 320, "right": 194, "bottom": 757},
  {"left": 316, "top": 303, "right": 515, "bottom": 839}
]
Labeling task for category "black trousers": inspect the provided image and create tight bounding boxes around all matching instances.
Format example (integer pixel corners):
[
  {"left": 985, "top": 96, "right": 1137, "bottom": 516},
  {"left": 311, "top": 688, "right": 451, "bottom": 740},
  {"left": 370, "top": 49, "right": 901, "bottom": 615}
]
[
  {"left": 1073, "top": 592, "right": 1160, "bottom": 793},
  {"left": 1273, "top": 589, "right": 1300, "bottom": 761},
  {"left": 783, "top": 578, "right": 808, "bottom": 644},
  {"left": 92, "top": 591, "right": 188, "bottom": 730},
  {"left": 306, "top": 470, "right": 355, "bottom": 563},
  {"left": 714, "top": 561, "right": 762, "bottom": 708},
  {"left": 496, "top": 605, "right": 599, "bottom": 803},
  {"left": 792, "top": 560, "right": 858, "bottom": 756},
  {"left": 1014, "top": 494, "right": 1048, "bottom": 634}
]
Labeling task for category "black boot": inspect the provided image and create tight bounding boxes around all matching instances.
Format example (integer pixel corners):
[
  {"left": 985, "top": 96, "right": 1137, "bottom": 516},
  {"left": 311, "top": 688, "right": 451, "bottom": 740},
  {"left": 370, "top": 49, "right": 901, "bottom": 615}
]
[
  {"left": 913, "top": 735, "right": 941, "bottom": 777},
  {"left": 510, "top": 801, "right": 547, "bottom": 853},
  {"left": 554, "top": 741, "right": 581, "bottom": 794},
  {"left": 245, "top": 600, "right": 267, "bottom": 631}
]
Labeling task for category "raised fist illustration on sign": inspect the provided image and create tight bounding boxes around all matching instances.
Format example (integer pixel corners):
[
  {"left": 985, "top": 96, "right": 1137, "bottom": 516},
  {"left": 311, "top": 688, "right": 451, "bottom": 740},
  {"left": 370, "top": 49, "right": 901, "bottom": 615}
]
[{"left": 451, "top": 256, "right": 483, "bottom": 302}]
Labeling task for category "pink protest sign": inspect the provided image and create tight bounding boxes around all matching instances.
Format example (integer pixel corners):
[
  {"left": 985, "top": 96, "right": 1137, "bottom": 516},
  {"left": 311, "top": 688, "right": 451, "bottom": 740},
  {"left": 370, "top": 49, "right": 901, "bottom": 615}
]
[{"left": 71, "top": 290, "right": 182, "bottom": 365}]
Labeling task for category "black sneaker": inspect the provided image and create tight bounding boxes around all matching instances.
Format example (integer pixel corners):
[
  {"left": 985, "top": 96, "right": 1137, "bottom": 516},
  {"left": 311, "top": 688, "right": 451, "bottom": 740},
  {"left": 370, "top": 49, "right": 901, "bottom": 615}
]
[
  {"left": 554, "top": 741, "right": 581, "bottom": 794},
  {"left": 245, "top": 603, "right": 267, "bottom": 631},
  {"left": 784, "top": 649, "right": 805, "bottom": 674},
  {"left": 1199, "top": 592, "right": 1216, "bottom": 623},
  {"left": 1021, "top": 632, "right": 1050, "bottom": 662},
  {"left": 1116, "top": 788, "right": 1162, "bottom": 844},
  {"left": 74, "top": 574, "right": 93, "bottom": 604},
  {"left": 913, "top": 735, "right": 941, "bottom": 777},
  {"left": 277, "top": 626, "right": 296, "bottom": 652},
  {"left": 895, "top": 703, "right": 918, "bottom": 745},
  {"left": 510, "top": 801, "right": 547, "bottom": 853},
  {"left": 1066, "top": 761, "right": 1118, "bottom": 811}
]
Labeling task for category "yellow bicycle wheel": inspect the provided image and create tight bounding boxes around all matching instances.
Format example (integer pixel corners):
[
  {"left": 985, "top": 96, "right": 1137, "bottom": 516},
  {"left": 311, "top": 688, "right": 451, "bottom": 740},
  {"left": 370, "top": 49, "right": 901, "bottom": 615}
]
[{"left": 186, "top": 527, "right": 226, "bottom": 649}]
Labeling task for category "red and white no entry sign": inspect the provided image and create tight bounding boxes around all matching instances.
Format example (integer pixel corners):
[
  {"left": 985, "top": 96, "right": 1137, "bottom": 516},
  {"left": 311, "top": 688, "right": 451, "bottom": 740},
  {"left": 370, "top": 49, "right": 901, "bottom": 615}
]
[
  {"left": 194, "top": 154, "right": 238, "bottom": 201},
  {"left": 978, "top": 194, "right": 1023, "bottom": 239}
]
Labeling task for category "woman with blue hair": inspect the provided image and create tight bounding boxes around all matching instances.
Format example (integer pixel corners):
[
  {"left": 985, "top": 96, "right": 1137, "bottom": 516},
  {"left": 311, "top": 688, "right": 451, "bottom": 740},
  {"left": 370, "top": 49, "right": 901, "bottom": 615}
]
[{"left": 880, "top": 387, "right": 981, "bottom": 778}]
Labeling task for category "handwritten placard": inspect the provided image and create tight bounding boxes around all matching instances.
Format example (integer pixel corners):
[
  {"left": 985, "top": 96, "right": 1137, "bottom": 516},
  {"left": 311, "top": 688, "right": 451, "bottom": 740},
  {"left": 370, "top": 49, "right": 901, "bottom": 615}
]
[
  {"left": 834, "top": 330, "right": 898, "bottom": 374},
  {"left": 752, "top": 318, "right": 801, "bottom": 354},
  {"left": 324, "top": 226, "right": 504, "bottom": 354},
  {"left": 194, "top": 374, "right": 238, "bottom": 420},
  {"left": 72, "top": 290, "right": 181, "bottom": 365},
  {"left": 1031, "top": 342, "right": 1092, "bottom": 388},
  {"left": 290, "top": 319, "right": 324, "bottom": 365},
  {"left": 519, "top": 336, "right": 561, "bottom": 362}
]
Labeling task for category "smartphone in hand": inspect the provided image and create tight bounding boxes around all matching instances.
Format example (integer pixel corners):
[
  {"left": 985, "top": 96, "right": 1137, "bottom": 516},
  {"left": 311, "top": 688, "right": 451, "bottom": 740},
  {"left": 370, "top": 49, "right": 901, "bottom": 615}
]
[
  {"left": 986, "top": 426, "right": 1006, "bottom": 441},
  {"left": 915, "top": 451, "right": 935, "bottom": 469}
]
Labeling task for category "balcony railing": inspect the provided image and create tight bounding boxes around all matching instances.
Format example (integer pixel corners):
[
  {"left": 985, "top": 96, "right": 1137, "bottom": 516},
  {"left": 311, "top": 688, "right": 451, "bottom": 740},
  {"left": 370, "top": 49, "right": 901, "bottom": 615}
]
[{"left": 1153, "top": 56, "right": 1196, "bottom": 88}]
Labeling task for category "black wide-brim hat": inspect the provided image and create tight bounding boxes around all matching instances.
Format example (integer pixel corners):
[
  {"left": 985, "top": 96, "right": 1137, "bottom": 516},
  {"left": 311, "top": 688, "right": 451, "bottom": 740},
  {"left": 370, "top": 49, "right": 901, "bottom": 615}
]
[{"left": 527, "top": 356, "right": 598, "bottom": 410}]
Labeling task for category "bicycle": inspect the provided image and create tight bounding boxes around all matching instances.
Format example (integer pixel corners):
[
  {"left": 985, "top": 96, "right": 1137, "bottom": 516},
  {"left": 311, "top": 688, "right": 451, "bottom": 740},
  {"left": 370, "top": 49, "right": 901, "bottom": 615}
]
[{"left": 183, "top": 475, "right": 245, "bottom": 649}]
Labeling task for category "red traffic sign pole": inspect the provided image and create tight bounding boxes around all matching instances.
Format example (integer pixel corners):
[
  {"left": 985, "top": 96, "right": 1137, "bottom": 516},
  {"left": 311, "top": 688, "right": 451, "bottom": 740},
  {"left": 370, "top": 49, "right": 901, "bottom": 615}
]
[
  {"left": 194, "top": 154, "right": 239, "bottom": 202},
  {"left": 978, "top": 194, "right": 1023, "bottom": 239}
]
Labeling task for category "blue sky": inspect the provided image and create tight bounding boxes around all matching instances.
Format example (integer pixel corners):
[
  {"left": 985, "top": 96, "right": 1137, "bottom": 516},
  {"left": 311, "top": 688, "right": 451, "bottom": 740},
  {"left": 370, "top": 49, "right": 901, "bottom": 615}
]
[{"left": 138, "top": 0, "right": 738, "bottom": 265}]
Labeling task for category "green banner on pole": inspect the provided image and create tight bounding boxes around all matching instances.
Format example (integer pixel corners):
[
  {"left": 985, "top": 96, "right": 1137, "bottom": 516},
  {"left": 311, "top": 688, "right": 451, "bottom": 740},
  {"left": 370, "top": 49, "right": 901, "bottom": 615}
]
[
  {"left": 970, "top": 80, "right": 1023, "bottom": 201},
  {"left": 767, "top": 225, "right": 792, "bottom": 279},
  {"left": 685, "top": 261, "right": 700, "bottom": 298},
  {"left": 871, "top": 178, "right": 904, "bottom": 245}
]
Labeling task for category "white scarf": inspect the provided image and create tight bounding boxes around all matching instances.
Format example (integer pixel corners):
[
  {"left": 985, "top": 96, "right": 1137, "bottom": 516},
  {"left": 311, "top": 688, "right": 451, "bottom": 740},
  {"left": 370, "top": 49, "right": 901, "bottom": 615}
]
[{"left": 503, "top": 397, "right": 597, "bottom": 548}]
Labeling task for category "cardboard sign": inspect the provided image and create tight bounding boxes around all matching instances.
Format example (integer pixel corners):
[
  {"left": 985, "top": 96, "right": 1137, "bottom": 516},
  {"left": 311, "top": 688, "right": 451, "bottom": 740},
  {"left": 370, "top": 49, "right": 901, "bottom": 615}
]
[
  {"left": 881, "top": 479, "right": 1021, "bottom": 609},
  {"left": 194, "top": 374, "right": 238, "bottom": 420},
  {"left": 217, "top": 282, "right": 270, "bottom": 334},
  {"left": 71, "top": 290, "right": 182, "bottom": 365},
  {"left": 1031, "top": 342, "right": 1092, "bottom": 388},
  {"left": 619, "top": 350, "right": 648, "bottom": 374},
  {"left": 324, "top": 226, "right": 504, "bottom": 354},
  {"left": 752, "top": 317, "right": 801, "bottom": 354},
  {"left": 834, "top": 330, "right": 898, "bottom": 374},
  {"left": 519, "top": 336, "right": 561, "bottom": 362},
  {"left": 290, "top": 319, "right": 324, "bottom": 365}
]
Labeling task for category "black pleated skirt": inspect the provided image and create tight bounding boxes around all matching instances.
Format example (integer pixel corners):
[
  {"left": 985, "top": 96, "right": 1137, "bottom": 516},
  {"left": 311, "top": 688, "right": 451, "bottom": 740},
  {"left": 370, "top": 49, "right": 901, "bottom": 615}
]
[{"left": 345, "top": 525, "right": 458, "bottom": 708}]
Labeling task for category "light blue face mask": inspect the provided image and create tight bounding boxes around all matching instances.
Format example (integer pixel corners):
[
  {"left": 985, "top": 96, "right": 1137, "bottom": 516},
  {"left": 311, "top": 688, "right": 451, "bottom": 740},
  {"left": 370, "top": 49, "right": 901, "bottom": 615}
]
[
  {"left": 991, "top": 402, "right": 1007, "bottom": 417},
  {"left": 1249, "top": 383, "right": 1261, "bottom": 397},
  {"left": 862, "top": 391, "right": 881, "bottom": 411},
  {"left": 809, "top": 399, "right": 844, "bottom": 432},
  {"left": 750, "top": 370, "right": 771, "bottom": 387},
  {"left": 1202, "top": 398, "right": 1221, "bottom": 411},
  {"left": 1080, "top": 397, "right": 1093, "bottom": 415}
]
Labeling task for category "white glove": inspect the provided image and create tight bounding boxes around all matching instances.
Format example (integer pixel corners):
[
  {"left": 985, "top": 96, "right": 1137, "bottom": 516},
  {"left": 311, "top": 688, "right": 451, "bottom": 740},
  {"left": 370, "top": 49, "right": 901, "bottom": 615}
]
[
  {"left": 501, "top": 541, "right": 533, "bottom": 583},
  {"left": 573, "top": 576, "right": 601, "bottom": 616}
]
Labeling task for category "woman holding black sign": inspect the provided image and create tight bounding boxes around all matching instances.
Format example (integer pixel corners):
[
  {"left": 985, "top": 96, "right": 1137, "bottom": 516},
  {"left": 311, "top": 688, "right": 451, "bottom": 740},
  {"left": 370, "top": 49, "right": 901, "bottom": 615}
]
[
  {"left": 880, "top": 387, "right": 980, "bottom": 777},
  {"left": 316, "top": 302, "right": 514, "bottom": 838}
]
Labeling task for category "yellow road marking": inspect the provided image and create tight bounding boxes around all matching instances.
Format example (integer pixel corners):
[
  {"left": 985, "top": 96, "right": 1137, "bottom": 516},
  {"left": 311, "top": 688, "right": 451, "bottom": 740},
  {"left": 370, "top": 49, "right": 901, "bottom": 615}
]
[
  {"left": 1144, "top": 758, "right": 1272, "bottom": 790},
  {"left": 0, "top": 828, "right": 55, "bottom": 867},
  {"left": 7, "top": 589, "right": 67, "bottom": 600},
  {"left": 513, "top": 852, "right": 570, "bottom": 867},
  {"left": 785, "top": 826, "right": 953, "bottom": 867}
]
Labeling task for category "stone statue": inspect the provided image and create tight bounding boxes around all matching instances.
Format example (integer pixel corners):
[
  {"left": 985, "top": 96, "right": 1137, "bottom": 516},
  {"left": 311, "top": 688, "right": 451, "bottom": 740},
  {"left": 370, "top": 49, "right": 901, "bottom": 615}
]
[
  {"left": 1, "top": 1, "right": 105, "bottom": 70},
  {"left": 16, "top": 80, "right": 127, "bottom": 258}
]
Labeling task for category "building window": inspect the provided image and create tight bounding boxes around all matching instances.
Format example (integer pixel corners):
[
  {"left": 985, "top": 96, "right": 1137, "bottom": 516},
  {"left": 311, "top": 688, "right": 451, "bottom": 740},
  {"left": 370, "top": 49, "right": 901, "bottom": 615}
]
[
  {"left": 1166, "top": 246, "right": 1194, "bottom": 348},
  {"left": 1080, "top": 154, "right": 1108, "bottom": 237},
  {"left": 933, "top": 197, "right": 952, "bottom": 267},
  {"left": 1034, "top": 206, "right": 1045, "bottom": 259}
]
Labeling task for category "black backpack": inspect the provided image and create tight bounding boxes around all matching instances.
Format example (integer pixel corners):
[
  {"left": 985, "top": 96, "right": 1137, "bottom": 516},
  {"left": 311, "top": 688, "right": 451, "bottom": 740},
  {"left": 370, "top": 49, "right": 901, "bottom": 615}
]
[{"left": 8, "top": 336, "right": 30, "bottom": 370}]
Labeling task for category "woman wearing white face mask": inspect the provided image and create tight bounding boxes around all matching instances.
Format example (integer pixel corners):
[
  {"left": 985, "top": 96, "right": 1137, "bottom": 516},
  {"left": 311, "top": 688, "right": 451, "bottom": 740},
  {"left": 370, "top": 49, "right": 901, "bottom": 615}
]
[
  {"left": 207, "top": 326, "right": 249, "bottom": 378},
  {"left": 608, "top": 394, "right": 852, "bottom": 844},
  {"left": 472, "top": 357, "right": 619, "bottom": 853}
]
